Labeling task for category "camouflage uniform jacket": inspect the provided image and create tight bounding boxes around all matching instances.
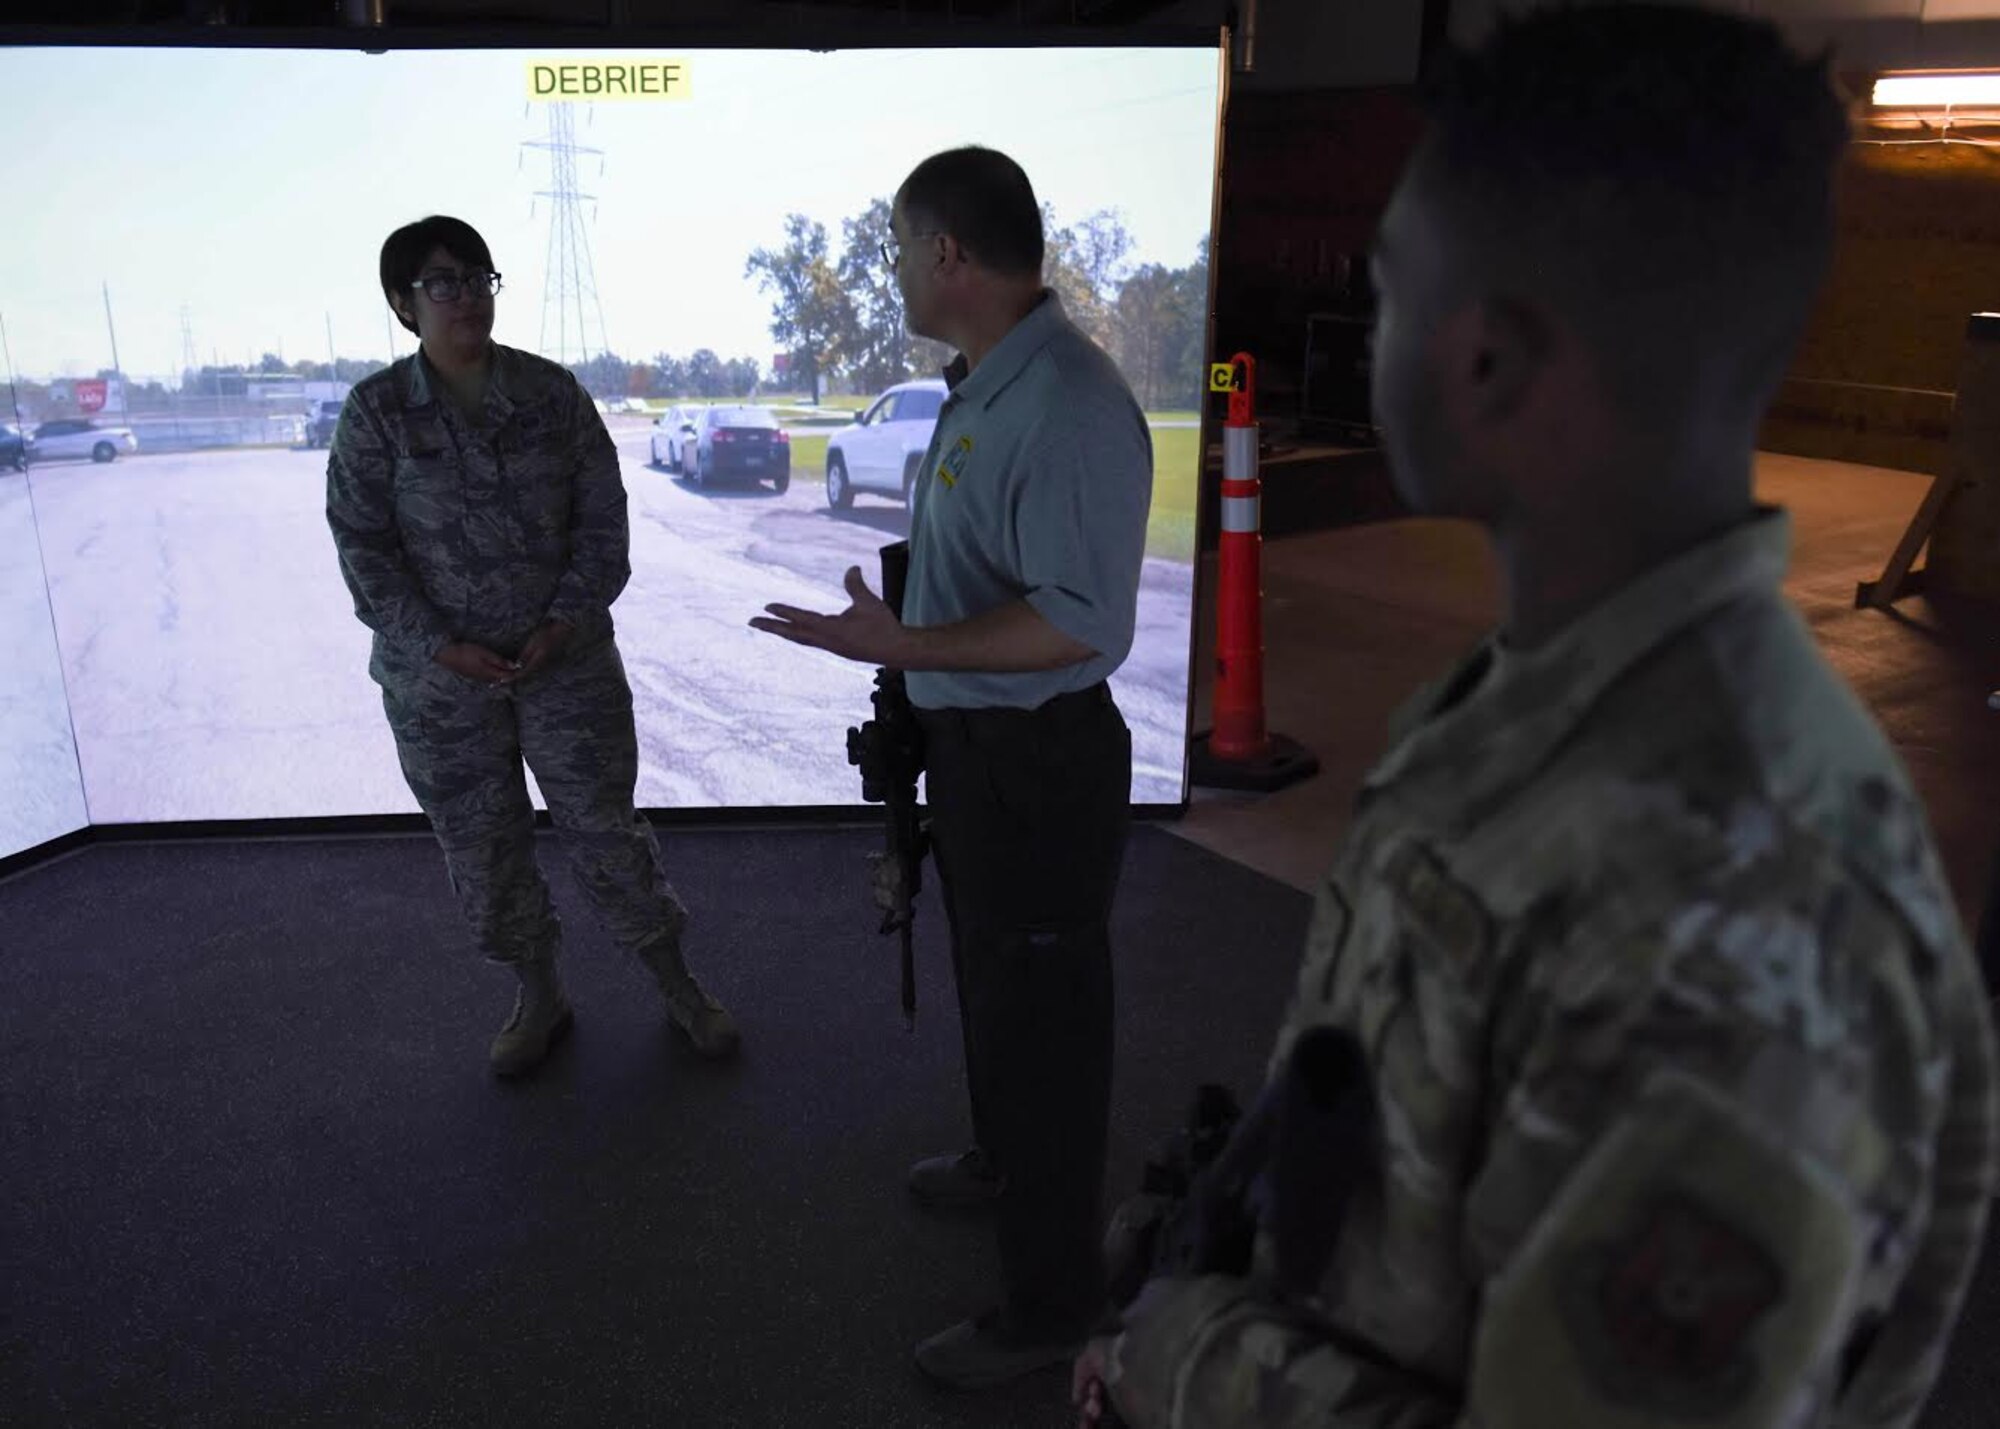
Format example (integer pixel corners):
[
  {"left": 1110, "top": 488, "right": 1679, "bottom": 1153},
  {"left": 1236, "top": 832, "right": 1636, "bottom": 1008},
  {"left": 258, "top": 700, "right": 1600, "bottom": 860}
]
[
  {"left": 1109, "top": 509, "right": 1998, "bottom": 1429},
  {"left": 325, "top": 343, "right": 630, "bottom": 688}
]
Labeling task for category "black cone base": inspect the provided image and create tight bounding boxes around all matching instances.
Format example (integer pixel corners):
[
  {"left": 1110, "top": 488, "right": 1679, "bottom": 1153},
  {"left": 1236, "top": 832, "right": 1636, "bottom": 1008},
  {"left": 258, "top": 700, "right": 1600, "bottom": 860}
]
[{"left": 1190, "top": 730, "right": 1320, "bottom": 792}]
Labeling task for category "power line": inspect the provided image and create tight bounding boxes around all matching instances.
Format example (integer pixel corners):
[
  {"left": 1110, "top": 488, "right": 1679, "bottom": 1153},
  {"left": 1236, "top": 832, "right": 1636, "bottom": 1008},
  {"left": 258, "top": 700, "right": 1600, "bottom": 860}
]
[
  {"left": 522, "top": 103, "right": 610, "bottom": 366},
  {"left": 102, "top": 282, "right": 123, "bottom": 380}
]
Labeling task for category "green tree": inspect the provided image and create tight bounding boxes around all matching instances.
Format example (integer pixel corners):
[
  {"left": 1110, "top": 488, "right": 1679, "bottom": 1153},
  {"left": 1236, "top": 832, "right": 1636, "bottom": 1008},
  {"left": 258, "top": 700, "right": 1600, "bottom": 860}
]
[
  {"left": 835, "top": 198, "right": 910, "bottom": 394},
  {"left": 686, "top": 348, "right": 725, "bottom": 398},
  {"left": 1111, "top": 264, "right": 1180, "bottom": 411},
  {"left": 1042, "top": 205, "right": 1132, "bottom": 352},
  {"left": 1109, "top": 238, "right": 1209, "bottom": 410},
  {"left": 1170, "top": 237, "right": 1213, "bottom": 406},
  {"left": 832, "top": 197, "right": 951, "bottom": 394},
  {"left": 1072, "top": 209, "right": 1135, "bottom": 308},
  {"left": 745, "top": 214, "right": 854, "bottom": 404},
  {"left": 570, "top": 352, "right": 632, "bottom": 403}
]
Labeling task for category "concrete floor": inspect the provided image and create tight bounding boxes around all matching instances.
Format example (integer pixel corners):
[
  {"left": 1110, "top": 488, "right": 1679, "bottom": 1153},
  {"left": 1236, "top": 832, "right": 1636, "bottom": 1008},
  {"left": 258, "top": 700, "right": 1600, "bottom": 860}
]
[{"left": 1169, "top": 450, "right": 2000, "bottom": 937}]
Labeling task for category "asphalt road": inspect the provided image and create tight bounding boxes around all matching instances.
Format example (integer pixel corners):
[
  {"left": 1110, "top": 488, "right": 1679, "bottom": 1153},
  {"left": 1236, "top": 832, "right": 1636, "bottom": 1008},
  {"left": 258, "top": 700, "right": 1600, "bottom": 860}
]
[{"left": 1, "top": 433, "right": 1194, "bottom": 844}]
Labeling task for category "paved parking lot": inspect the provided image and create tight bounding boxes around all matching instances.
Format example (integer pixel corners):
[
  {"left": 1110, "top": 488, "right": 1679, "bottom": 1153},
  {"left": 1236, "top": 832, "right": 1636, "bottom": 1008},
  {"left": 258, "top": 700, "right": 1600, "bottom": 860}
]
[{"left": 2, "top": 427, "right": 1195, "bottom": 840}]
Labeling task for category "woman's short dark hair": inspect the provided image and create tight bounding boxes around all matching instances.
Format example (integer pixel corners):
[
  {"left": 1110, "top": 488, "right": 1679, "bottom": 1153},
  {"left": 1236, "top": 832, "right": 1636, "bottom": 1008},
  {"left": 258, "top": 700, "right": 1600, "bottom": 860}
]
[
  {"left": 896, "top": 147, "right": 1043, "bottom": 278},
  {"left": 380, "top": 216, "right": 495, "bottom": 335}
]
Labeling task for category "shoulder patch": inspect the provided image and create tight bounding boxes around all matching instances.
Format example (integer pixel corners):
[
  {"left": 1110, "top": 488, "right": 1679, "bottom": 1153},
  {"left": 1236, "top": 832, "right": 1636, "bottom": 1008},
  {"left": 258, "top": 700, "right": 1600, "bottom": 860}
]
[
  {"left": 1559, "top": 1191, "right": 1782, "bottom": 1415},
  {"left": 1472, "top": 1067, "right": 1860, "bottom": 1429}
]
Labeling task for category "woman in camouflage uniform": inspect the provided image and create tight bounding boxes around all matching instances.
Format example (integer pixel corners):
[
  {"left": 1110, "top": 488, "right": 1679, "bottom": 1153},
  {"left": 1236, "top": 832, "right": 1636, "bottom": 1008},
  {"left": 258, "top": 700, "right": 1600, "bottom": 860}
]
[{"left": 326, "top": 215, "right": 736, "bottom": 1077}]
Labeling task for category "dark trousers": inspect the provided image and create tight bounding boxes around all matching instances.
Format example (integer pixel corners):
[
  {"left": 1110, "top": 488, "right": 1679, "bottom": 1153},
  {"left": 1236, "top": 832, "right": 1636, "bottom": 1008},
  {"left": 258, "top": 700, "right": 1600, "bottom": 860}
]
[{"left": 918, "top": 683, "right": 1131, "bottom": 1337}]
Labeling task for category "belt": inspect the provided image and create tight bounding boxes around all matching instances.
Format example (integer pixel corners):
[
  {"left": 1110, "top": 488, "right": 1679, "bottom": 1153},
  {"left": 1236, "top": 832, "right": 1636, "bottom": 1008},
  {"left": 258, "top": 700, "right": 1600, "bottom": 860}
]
[{"left": 914, "top": 681, "right": 1115, "bottom": 735}]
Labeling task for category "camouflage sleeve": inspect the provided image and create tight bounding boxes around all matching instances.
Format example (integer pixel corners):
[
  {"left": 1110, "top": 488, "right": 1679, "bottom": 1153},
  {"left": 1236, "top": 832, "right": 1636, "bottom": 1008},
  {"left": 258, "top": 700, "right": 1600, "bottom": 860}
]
[
  {"left": 544, "top": 377, "right": 630, "bottom": 642},
  {"left": 1833, "top": 985, "right": 1998, "bottom": 1424},
  {"left": 1111, "top": 881, "right": 1993, "bottom": 1429},
  {"left": 324, "top": 398, "right": 454, "bottom": 663},
  {"left": 1465, "top": 880, "right": 1989, "bottom": 1429},
  {"left": 1106, "top": 1274, "right": 1459, "bottom": 1429},
  {"left": 1464, "top": 1064, "right": 1865, "bottom": 1429},
  {"left": 1108, "top": 1073, "right": 1870, "bottom": 1429}
]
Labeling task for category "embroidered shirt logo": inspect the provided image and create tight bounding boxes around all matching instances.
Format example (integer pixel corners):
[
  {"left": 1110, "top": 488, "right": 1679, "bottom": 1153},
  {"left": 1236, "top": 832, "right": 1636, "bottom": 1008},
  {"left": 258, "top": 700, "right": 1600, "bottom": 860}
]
[{"left": 937, "top": 434, "right": 973, "bottom": 490}]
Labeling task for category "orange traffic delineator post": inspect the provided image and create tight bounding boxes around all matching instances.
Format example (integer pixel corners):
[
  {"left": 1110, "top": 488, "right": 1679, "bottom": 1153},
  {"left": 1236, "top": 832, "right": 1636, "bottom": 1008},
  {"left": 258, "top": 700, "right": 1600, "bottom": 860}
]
[{"left": 1191, "top": 352, "right": 1320, "bottom": 793}]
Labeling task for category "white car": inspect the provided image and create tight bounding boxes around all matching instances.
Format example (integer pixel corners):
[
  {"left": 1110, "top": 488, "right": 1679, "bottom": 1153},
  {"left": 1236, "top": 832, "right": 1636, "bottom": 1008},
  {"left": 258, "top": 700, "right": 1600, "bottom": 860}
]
[
  {"left": 649, "top": 404, "right": 704, "bottom": 473},
  {"left": 823, "top": 379, "right": 947, "bottom": 508},
  {"left": 30, "top": 418, "right": 138, "bottom": 464}
]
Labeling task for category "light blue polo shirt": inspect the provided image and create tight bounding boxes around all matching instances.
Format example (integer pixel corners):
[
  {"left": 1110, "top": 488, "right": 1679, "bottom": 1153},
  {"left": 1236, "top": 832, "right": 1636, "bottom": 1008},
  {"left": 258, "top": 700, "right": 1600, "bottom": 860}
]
[{"left": 903, "top": 291, "right": 1153, "bottom": 711}]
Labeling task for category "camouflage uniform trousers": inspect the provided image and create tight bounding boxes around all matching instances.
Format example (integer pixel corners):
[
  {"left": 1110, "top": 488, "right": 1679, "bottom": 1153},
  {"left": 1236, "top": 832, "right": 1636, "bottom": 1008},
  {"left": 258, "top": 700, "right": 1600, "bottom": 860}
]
[{"left": 381, "top": 635, "right": 685, "bottom": 970}]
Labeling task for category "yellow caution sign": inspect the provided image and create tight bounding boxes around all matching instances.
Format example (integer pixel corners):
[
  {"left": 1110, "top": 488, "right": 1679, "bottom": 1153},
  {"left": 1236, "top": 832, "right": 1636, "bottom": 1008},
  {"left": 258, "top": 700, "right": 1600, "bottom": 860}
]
[
  {"left": 1208, "top": 362, "right": 1241, "bottom": 393},
  {"left": 526, "top": 58, "right": 692, "bottom": 102}
]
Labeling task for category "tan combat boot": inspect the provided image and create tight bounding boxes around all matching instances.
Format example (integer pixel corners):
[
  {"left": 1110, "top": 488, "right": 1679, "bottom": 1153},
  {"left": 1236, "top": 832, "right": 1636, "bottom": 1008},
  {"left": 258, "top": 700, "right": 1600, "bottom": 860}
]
[{"left": 634, "top": 923, "right": 740, "bottom": 1059}]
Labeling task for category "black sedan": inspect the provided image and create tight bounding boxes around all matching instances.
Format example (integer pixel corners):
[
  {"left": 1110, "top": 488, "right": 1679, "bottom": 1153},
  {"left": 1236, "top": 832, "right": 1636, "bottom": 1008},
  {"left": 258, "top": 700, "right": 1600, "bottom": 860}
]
[
  {"left": 684, "top": 405, "right": 790, "bottom": 493},
  {"left": 0, "top": 422, "right": 32, "bottom": 472}
]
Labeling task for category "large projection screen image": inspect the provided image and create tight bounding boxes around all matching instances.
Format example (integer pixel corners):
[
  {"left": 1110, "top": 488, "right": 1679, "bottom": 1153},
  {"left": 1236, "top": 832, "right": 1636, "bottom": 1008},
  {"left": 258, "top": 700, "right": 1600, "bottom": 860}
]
[
  {"left": 0, "top": 470, "right": 87, "bottom": 860},
  {"left": 0, "top": 42, "right": 1219, "bottom": 847}
]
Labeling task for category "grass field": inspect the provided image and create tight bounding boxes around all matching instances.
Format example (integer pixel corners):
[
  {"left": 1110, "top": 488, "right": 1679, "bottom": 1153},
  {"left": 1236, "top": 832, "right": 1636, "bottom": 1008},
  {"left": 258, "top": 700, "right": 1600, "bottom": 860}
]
[
  {"left": 1146, "top": 425, "right": 1198, "bottom": 562},
  {"left": 784, "top": 432, "right": 830, "bottom": 476}
]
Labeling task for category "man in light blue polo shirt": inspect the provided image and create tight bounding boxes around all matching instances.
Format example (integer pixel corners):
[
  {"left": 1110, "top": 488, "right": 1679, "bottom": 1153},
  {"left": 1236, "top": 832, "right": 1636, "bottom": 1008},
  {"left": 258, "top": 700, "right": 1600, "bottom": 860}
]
[{"left": 752, "top": 145, "right": 1151, "bottom": 1390}]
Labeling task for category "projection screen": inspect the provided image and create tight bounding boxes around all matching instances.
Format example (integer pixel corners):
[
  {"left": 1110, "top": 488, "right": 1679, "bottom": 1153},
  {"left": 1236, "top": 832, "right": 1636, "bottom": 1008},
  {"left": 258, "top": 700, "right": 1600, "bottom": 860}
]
[{"left": 0, "top": 38, "right": 1222, "bottom": 860}]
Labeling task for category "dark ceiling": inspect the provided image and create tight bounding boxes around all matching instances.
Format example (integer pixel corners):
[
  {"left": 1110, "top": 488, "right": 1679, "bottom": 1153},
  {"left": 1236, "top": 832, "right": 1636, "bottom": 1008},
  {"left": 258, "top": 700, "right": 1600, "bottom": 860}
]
[{"left": 7, "top": 0, "right": 1217, "bottom": 32}]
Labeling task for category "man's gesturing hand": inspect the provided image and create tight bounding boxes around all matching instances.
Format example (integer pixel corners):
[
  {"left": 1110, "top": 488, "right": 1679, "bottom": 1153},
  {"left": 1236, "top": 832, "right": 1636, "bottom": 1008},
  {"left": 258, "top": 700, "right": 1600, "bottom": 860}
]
[{"left": 750, "top": 566, "right": 911, "bottom": 668}]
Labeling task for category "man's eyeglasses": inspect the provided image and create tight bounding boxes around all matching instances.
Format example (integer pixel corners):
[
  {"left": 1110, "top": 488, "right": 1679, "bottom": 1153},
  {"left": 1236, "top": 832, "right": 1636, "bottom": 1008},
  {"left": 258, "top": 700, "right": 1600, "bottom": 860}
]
[
  {"left": 879, "top": 234, "right": 938, "bottom": 269},
  {"left": 411, "top": 270, "right": 503, "bottom": 303}
]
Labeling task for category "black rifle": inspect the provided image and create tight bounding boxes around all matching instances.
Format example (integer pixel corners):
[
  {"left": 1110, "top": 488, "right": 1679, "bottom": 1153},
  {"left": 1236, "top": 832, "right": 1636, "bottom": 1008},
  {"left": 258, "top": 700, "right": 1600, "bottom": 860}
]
[
  {"left": 1088, "top": 1027, "right": 1374, "bottom": 1425},
  {"left": 1152, "top": 1026, "right": 1373, "bottom": 1293},
  {"left": 1102, "top": 1082, "right": 1248, "bottom": 1310},
  {"left": 845, "top": 540, "right": 928, "bottom": 1029}
]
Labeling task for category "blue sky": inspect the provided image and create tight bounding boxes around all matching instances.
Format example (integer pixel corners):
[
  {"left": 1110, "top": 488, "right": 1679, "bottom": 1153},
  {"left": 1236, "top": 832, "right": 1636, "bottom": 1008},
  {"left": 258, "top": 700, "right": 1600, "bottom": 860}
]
[{"left": 1, "top": 44, "right": 1220, "bottom": 382}]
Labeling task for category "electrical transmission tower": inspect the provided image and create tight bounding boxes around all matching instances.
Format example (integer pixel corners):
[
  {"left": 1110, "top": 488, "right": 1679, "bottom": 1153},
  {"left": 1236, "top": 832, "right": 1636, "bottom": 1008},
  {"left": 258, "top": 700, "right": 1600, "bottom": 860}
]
[
  {"left": 522, "top": 103, "right": 610, "bottom": 367},
  {"left": 180, "top": 306, "right": 198, "bottom": 385}
]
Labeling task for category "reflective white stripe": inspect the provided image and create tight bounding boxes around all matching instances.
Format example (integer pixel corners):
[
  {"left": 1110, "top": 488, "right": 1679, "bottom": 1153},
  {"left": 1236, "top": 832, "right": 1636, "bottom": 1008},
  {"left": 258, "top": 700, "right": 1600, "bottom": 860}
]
[
  {"left": 1223, "top": 424, "right": 1258, "bottom": 480},
  {"left": 1221, "top": 494, "right": 1261, "bottom": 533}
]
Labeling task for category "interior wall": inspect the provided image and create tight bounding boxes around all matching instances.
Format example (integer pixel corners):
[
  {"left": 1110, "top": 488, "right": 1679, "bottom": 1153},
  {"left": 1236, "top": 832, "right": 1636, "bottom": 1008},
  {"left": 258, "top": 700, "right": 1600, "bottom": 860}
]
[
  {"left": 1209, "top": 3, "right": 2000, "bottom": 471},
  {"left": 1766, "top": 137, "right": 2000, "bottom": 474},
  {"left": 1213, "top": 86, "right": 1422, "bottom": 410}
]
